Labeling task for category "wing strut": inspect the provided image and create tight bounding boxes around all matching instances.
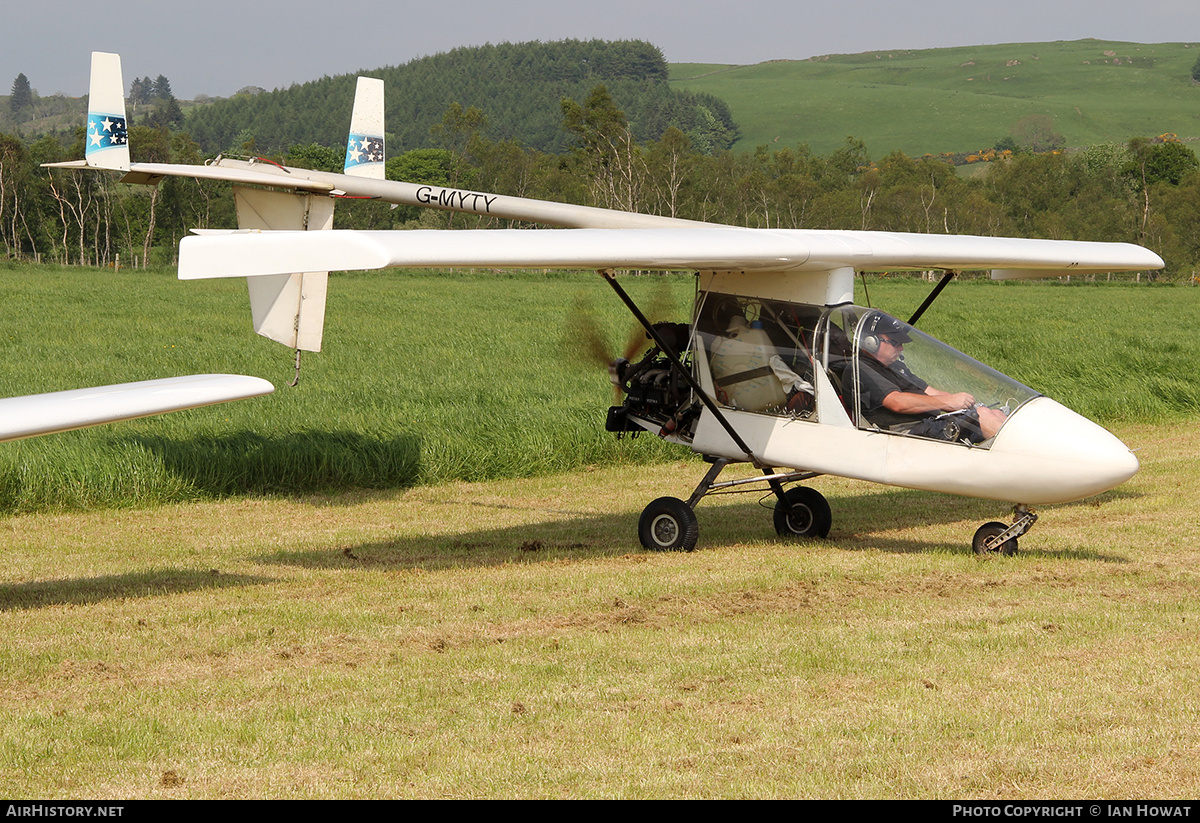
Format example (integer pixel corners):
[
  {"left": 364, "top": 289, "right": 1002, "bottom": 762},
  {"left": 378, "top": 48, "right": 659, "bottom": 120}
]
[{"left": 906, "top": 270, "right": 957, "bottom": 327}]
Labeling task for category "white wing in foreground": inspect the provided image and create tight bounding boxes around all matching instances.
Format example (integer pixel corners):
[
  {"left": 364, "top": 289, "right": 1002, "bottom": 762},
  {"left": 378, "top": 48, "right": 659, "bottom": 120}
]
[
  {"left": 0, "top": 374, "right": 274, "bottom": 443},
  {"left": 178, "top": 228, "right": 1165, "bottom": 280}
]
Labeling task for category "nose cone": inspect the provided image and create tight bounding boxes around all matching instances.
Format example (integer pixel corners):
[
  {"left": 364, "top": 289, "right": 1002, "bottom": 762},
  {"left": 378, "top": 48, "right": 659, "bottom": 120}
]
[{"left": 989, "top": 398, "right": 1138, "bottom": 504}]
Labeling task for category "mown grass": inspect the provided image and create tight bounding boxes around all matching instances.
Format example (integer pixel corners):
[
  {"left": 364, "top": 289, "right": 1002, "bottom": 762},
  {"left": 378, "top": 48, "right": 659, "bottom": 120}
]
[
  {"left": 1, "top": 263, "right": 1197, "bottom": 514},
  {"left": 671, "top": 39, "right": 1200, "bottom": 154},
  {"left": 0, "top": 420, "right": 1197, "bottom": 798},
  {"left": 2, "top": 261, "right": 1198, "bottom": 797}
]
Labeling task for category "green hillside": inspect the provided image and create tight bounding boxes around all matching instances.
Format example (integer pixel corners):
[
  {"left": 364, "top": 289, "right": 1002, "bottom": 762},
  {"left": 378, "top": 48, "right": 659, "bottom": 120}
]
[
  {"left": 7, "top": 39, "right": 1197, "bottom": 160},
  {"left": 183, "top": 40, "right": 737, "bottom": 155},
  {"left": 671, "top": 40, "right": 1200, "bottom": 155}
]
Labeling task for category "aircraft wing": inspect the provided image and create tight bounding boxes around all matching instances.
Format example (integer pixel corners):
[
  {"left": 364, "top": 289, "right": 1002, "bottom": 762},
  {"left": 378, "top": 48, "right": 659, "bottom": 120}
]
[
  {"left": 178, "top": 227, "right": 1165, "bottom": 280},
  {"left": 0, "top": 374, "right": 274, "bottom": 443}
]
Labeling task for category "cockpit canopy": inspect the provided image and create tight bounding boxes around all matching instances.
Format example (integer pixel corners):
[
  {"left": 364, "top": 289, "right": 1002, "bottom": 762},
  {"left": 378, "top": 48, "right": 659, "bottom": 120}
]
[{"left": 693, "top": 293, "right": 1040, "bottom": 447}]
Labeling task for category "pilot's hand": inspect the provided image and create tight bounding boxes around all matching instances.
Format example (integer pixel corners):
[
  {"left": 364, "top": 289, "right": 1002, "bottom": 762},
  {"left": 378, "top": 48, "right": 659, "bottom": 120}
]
[{"left": 945, "top": 392, "right": 975, "bottom": 411}]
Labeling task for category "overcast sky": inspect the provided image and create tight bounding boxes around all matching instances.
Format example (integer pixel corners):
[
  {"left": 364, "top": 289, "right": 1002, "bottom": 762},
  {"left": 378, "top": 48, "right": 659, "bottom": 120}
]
[{"left": 6, "top": 0, "right": 1199, "bottom": 99}]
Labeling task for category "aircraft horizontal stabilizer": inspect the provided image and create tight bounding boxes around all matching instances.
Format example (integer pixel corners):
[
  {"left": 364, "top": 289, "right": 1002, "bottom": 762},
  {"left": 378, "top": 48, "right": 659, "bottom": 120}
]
[
  {"left": 39, "top": 158, "right": 341, "bottom": 193},
  {"left": 120, "top": 162, "right": 337, "bottom": 192},
  {"left": 0, "top": 374, "right": 274, "bottom": 443},
  {"left": 179, "top": 228, "right": 1165, "bottom": 281}
]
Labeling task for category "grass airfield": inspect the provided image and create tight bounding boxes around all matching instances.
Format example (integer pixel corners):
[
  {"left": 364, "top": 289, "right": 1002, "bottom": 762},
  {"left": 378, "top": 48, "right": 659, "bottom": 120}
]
[
  {"left": 2, "top": 421, "right": 1198, "bottom": 798},
  {"left": 1, "top": 265, "right": 1198, "bottom": 797}
]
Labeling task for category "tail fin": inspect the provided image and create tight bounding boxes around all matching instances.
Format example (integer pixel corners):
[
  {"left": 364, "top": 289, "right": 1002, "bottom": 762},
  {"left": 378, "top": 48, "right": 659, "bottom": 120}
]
[
  {"left": 342, "top": 77, "right": 385, "bottom": 179},
  {"left": 84, "top": 52, "right": 131, "bottom": 172},
  {"left": 224, "top": 76, "right": 380, "bottom": 353}
]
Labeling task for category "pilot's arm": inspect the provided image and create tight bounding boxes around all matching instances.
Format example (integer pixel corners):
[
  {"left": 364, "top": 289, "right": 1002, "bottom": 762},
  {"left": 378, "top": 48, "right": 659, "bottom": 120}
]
[
  {"left": 882, "top": 387, "right": 976, "bottom": 415},
  {"left": 884, "top": 387, "right": 1006, "bottom": 438}
]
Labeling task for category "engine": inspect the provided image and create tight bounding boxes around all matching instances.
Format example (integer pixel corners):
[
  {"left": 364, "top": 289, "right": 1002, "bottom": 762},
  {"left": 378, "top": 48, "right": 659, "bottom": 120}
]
[{"left": 605, "top": 322, "right": 699, "bottom": 440}]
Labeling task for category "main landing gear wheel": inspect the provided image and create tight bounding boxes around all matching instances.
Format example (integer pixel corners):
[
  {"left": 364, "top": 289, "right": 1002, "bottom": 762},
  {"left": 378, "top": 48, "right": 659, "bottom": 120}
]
[
  {"left": 973, "top": 521, "right": 1018, "bottom": 556},
  {"left": 773, "top": 487, "right": 832, "bottom": 539},
  {"left": 638, "top": 497, "right": 699, "bottom": 552}
]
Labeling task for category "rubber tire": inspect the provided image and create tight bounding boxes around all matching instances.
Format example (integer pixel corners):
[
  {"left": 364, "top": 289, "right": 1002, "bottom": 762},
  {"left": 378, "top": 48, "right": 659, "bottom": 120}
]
[
  {"left": 638, "top": 497, "right": 699, "bottom": 552},
  {"left": 773, "top": 487, "right": 832, "bottom": 539},
  {"left": 973, "top": 521, "right": 1018, "bottom": 556}
]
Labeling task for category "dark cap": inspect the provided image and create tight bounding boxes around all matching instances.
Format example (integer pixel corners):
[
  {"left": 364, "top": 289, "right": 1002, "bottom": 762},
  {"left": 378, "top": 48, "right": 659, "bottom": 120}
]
[{"left": 863, "top": 312, "right": 912, "bottom": 344}]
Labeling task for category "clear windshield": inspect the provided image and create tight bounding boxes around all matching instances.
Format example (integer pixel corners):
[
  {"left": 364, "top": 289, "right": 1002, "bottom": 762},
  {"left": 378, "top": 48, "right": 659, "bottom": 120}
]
[{"left": 833, "top": 306, "right": 1038, "bottom": 444}]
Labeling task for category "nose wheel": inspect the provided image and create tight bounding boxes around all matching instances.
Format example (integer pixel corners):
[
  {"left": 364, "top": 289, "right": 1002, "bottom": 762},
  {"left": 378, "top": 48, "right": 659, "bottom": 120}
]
[
  {"left": 972, "top": 521, "right": 1018, "bottom": 556},
  {"left": 973, "top": 505, "right": 1037, "bottom": 556}
]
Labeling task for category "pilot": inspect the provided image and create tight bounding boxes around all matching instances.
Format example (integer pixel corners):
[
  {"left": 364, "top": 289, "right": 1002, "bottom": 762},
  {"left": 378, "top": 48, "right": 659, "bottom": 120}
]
[{"left": 856, "top": 313, "right": 1006, "bottom": 442}]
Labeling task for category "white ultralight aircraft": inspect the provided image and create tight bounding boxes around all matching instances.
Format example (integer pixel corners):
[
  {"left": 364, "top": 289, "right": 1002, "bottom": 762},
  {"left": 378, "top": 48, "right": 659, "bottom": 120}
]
[{"left": 51, "top": 53, "right": 1164, "bottom": 554}]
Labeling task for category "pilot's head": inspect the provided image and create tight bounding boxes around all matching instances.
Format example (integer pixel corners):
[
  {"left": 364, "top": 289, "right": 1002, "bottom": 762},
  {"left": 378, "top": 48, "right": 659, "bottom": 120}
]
[{"left": 861, "top": 313, "right": 913, "bottom": 366}]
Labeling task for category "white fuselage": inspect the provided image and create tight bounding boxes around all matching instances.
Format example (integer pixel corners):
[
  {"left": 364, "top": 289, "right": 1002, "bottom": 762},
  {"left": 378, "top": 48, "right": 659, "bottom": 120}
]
[{"left": 688, "top": 396, "right": 1137, "bottom": 505}]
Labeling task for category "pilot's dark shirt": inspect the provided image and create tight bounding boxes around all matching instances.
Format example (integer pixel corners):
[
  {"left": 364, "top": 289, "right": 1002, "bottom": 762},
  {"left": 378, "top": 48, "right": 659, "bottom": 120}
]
[{"left": 856, "top": 355, "right": 930, "bottom": 429}]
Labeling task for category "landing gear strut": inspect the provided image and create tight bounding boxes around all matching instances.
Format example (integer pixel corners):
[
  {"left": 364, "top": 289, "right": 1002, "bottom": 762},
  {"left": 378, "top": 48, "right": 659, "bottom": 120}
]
[
  {"left": 973, "top": 505, "right": 1037, "bottom": 556},
  {"left": 636, "top": 456, "right": 828, "bottom": 551}
]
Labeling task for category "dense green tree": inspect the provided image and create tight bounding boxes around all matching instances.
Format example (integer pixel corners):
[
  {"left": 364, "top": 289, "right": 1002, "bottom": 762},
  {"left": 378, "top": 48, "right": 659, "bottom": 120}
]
[
  {"left": 387, "top": 148, "right": 453, "bottom": 186},
  {"left": 642, "top": 127, "right": 697, "bottom": 219},
  {"left": 994, "top": 136, "right": 1019, "bottom": 154},
  {"left": 9, "top": 73, "right": 33, "bottom": 118},
  {"left": 821, "top": 137, "right": 871, "bottom": 190},
  {"left": 982, "top": 150, "right": 1119, "bottom": 241},
  {"left": 430, "top": 103, "right": 487, "bottom": 193},
  {"left": 562, "top": 84, "right": 644, "bottom": 212},
  {"left": 377, "top": 148, "right": 453, "bottom": 224},
  {"left": 1151, "top": 169, "right": 1200, "bottom": 277},
  {"left": 1010, "top": 115, "right": 1065, "bottom": 154},
  {"left": 284, "top": 142, "right": 343, "bottom": 173},
  {"left": 129, "top": 77, "right": 151, "bottom": 106},
  {"left": 153, "top": 75, "right": 173, "bottom": 100},
  {"left": 1126, "top": 138, "right": 1199, "bottom": 186},
  {"left": 143, "top": 96, "right": 184, "bottom": 130},
  {"left": 0, "top": 132, "right": 36, "bottom": 255},
  {"left": 866, "top": 151, "right": 962, "bottom": 233}
]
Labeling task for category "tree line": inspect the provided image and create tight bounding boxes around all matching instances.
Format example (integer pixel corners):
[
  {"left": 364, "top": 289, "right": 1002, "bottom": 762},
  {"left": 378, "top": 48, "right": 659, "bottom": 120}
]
[{"left": 1, "top": 82, "right": 1198, "bottom": 279}]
